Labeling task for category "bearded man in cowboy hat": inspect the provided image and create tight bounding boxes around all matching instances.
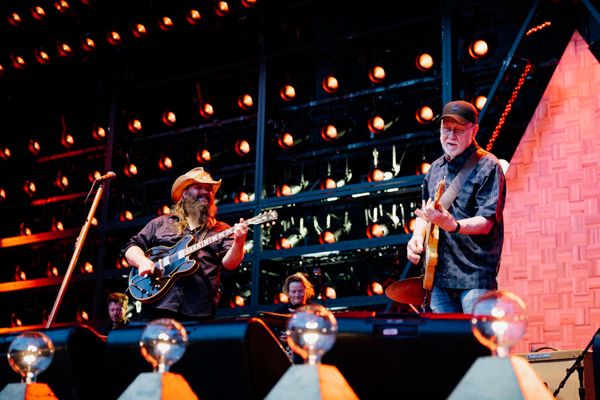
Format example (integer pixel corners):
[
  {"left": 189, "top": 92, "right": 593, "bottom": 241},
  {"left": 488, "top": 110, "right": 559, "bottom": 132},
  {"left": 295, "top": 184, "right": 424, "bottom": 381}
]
[{"left": 122, "top": 167, "right": 248, "bottom": 321}]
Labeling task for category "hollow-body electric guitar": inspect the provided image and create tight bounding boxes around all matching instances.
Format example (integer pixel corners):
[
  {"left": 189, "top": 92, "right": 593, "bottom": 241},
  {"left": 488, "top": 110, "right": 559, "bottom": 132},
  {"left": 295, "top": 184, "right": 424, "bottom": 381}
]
[
  {"left": 128, "top": 210, "right": 278, "bottom": 303},
  {"left": 422, "top": 179, "right": 446, "bottom": 292}
]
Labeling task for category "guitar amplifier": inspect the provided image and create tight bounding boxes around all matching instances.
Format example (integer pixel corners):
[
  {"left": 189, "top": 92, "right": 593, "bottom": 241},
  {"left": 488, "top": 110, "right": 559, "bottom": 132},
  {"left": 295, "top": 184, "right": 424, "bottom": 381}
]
[{"left": 515, "top": 350, "right": 595, "bottom": 400}]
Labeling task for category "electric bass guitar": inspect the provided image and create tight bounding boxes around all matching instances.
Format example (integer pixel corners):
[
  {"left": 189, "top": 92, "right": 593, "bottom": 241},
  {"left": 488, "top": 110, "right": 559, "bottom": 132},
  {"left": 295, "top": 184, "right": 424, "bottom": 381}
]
[
  {"left": 422, "top": 179, "right": 446, "bottom": 292},
  {"left": 128, "top": 210, "right": 278, "bottom": 303}
]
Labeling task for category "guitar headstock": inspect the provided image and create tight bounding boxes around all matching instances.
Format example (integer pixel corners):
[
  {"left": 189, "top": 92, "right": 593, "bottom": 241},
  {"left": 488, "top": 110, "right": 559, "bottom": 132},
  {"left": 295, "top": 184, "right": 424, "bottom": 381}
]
[{"left": 247, "top": 209, "right": 278, "bottom": 226}]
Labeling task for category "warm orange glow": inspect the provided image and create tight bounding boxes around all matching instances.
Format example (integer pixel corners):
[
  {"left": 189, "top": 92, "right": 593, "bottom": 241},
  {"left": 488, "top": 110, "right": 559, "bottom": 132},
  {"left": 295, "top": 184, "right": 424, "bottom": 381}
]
[
  {"left": 47, "top": 264, "right": 60, "bottom": 277},
  {"left": 320, "top": 124, "right": 338, "bottom": 141},
  {"left": 186, "top": 9, "right": 202, "bottom": 24},
  {"left": 408, "top": 218, "right": 416, "bottom": 233},
  {"left": 93, "top": 126, "right": 106, "bottom": 140},
  {"left": 325, "top": 287, "right": 337, "bottom": 299},
  {"left": 158, "top": 155, "right": 173, "bottom": 170},
  {"left": 368, "top": 168, "right": 385, "bottom": 182},
  {"left": 238, "top": 94, "right": 254, "bottom": 110},
  {"left": 61, "top": 133, "right": 75, "bottom": 148},
  {"left": 0, "top": 188, "right": 6, "bottom": 201},
  {"left": 319, "top": 230, "right": 336, "bottom": 244},
  {"left": 320, "top": 178, "right": 337, "bottom": 190},
  {"left": 368, "top": 65, "right": 386, "bottom": 83},
  {"left": 469, "top": 39, "right": 489, "bottom": 59},
  {"left": 107, "top": 31, "right": 122, "bottom": 45},
  {"left": 24, "top": 180, "right": 37, "bottom": 196},
  {"left": 276, "top": 292, "right": 289, "bottom": 304},
  {"left": 276, "top": 237, "right": 292, "bottom": 249},
  {"left": 124, "top": 163, "right": 138, "bottom": 177},
  {"left": 91, "top": 217, "right": 98, "bottom": 226},
  {"left": 367, "top": 223, "right": 386, "bottom": 238},
  {"left": 215, "top": 1, "right": 230, "bottom": 16},
  {"left": 117, "top": 257, "right": 129, "bottom": 269},
  {"left": 196, "top": 148, "right": 211, "bottom": 163},
  {"left": 1, "top": 147, "right": 11, "bottom": 160},
  {"left": 8, "top": 12, "right": 22, "bottom": 27},
  {"left": 32, "top": 5, "right": 47, "bottom": 20},
  {"left": 276, "top": 184, "right": 292, "bottom": 197},
  {"left": 35, "top": 49, "right": 51, "bottom": 64},
  {"left": 235, "top": 139, "right": 251, "bottom": 156},
  {"left": 368, "top": 115, "right": 385, "bottom": 133},
  {"left": 16, "top": 267, "right": 27, "bottom": 281},
  {"left": 54, "top": 0, "right": 70, "bottom": 12},
  {"left": 78, "top": 310, "right": 90, "bottom": 321},
  {"left": 368, "top": 281, "right": 384, "bottom": 296},
  {"left": 474, "top": 95, "right": 487, "bottom": 111},
  {"left": 526, "top": 21, "right": 551, "bottom": 36},
  {"left": 51, "top": 219, "right": 64, "bottom": 232},
  {"left": 234, "top": 191, "right": 250, "bottom": 203},
  {"left": 0, "top": 64, "right": 5, "bottom": 77},
  {"left": 12, "top": 55, "right": 26, "bottom": 69},
  {"left": 232, "top": 295, "right": 245, "bottom": 308},
  {"left": 120, "top": 210, "right": 134, "bottom": 221},
  {"left": 158, "top": 205, "right": 171, "bottom": 215},
  {"left": 416, "top": 53, "right": 434, "bottom": 71},
  {"left": 279, "top": 84, "right": 296, "bottom": 101},
  {"left": 322, "top": 75, "right": 339, "bottom": 93},
  {"left": 200, "top": 102, "right": 214, "bottom": 118},
  {"left": 159, "top": 16, "right": 174, "bottom": 31},
  {"left": 416, "top": 106, "right": 434, "bottom": 124},
  {"left": 241, "top": 0, "right": 257, "bottom": 8},
  {"left": 128, "top": 118, "right": 143, "bottom": 133},
  {"left": 82, "top": 36, "right": 96, "bottom": 51},
  {"left": 55, "top": 174, "right": 69, "bottom": 190},
  {"left": 277, "top": 132, "right": 295, "bottom": 149},
  {"left": 162, "top": 110, "right": 177, "bottom": 126},
  {"left": 28, "top": 140, "right": 41, "bottom": 155},
  {"left": 417, "top": 162, "right": 431, "bottom": 175},
  {"left": 57, "top": 43, "right": 73, "bottom": 57},
  {"left": 88, "top": 170, "right": 101, "bottom": 183},
  {"left": 133, "top": 23, "right": 148, "bottom": 38}
]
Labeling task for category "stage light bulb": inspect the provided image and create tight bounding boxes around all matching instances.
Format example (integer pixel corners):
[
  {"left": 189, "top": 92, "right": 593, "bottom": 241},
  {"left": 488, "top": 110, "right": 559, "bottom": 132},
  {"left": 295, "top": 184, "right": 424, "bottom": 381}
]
[
  {"left": 8, "top": 12, "right": 22, "bottom": 27},
  {"left": 7, "top": 332, "right": 55, "bottom": 384},
  {"left": 0, "top": 188, "right": 6, "bottom": 201},
  {"left": 140, "top": 319, "right": 188, "bottom": 373},
  {"left": 320, "top": 124, "right": 338, "bottom": 141},
  {"left": 196, "top": 148, "right": 211, "bottom": 163},
  {"left": 279, "top": 84, "right": 296, "bottom": 101},
  {"left": 82, "top": 36, "right": 96, "bottom": 52},
  {"left": 12, "top": 55, "right": 26, "bottom": 69},
  {"left": 186, "top": 9, "right": 202, "bottom": 24},
  {"left": 469, "top": 39, "right": 489, "bottom": 59},
  {"left": 31, "top": 5, "right": 47, "bottom": 20},
  {"left": 241, "top": 0, "right": 257, "bottom": 8},
  {"left": 61, "top": 133, "right": 75, "bottom": 148},
  {"left": 368, "top": 281, "right": 384, "bottom": 296},
  {"left": 54, "top": 1, "right": 70, "bottom": 13},
  {"left": 286, "top": 305, "right": 337, "bottom": 365},
  {"left": 238, "top": 94, "right": 254, "bottom": 110},
  {"left": 416, "top": 53, "right": 434, "bottom": 71},
  {"left": 1, "top": 147, "right": 11, "bottom": 160},
  {"left": 322, "top": 75, "right": 339, "bottom": 93},
  {"left": 416, "top": 106, "right": 434, "bottom": 124},
  {"left": 471, "top": 291, "right": 527, "bottom": 357},
  {"left": 417, "top": 162, "right": 431, "bottom": 175},
  {"left": 124, "top": 163, "right": 138, "bottom": 177},
  {"left": 57, "top": 43, "right": 73, "bottom": 57},
  {"left": 474, "top": 95, "right": 487, "bottom": 111},
  {"left": 28, "top": 140, "right": 41, "bottom": 156},
  {"left": 132, "top": 23, "right": 148, "bottom": 38},
  {"left": 368, "top": 168, "right": 385, "bottom": 182},
  {"left": 159, "top": 16, "right": 174, "bottom": 32},
  {"left": 368, "top": 65, "right": 386, "bottom": 83},
  {"left": 35, "top": 49, "right": 51, "bottom": 65},
  {"left": 325, "top": 287, "right": 337, "bottom": 299},
  {"left": 234, "top": 139, "right": 251, "bottom": 156},
  {"left": 278, "top": 132, "right": 295, "bottom": 149},
  {"left": 368, "top": 115, "right": 385, "bottom": 134},
  {"left": 319, "top": 230, "right": 336, "bottom": 244},
  {"left": 92, "top": 126, "right": 106, "bottom": 140},
  {"left": 158, "top": 155, "right": 173, "bottom": 171},
  {"left": 320, "top": 178, "right": 337, "bottom": 190},
  {"left": 215, "top": 1, "right": 230, "bottom": 17},
  {"left": 128, "top": 119, "right": 143, "bottom": 133},
  {"left": 199, "top": 102, "right": 214, "bottom": 118},
  {"left": 107, "top": 31, "right": 122, "bottom": 46}
]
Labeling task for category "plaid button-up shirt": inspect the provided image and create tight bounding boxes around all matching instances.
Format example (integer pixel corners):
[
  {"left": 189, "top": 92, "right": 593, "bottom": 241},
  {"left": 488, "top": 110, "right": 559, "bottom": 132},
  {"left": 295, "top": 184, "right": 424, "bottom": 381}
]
[{"left": 422, "top": 143, "right": 506, "bottom": 289}]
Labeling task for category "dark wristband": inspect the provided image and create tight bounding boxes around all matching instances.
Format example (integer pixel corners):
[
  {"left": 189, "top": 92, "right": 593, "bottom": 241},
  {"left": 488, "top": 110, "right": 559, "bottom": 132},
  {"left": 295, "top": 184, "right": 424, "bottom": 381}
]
[{"left": 451, "top": 221, "right": 461, "bottom": 234}]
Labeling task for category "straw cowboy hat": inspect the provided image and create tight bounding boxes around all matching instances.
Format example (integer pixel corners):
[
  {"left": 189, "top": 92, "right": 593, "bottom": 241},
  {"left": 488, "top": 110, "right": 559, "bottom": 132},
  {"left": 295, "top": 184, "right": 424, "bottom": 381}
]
[{"left": 171, "top": 167, "right": 221, "bottom": 202}]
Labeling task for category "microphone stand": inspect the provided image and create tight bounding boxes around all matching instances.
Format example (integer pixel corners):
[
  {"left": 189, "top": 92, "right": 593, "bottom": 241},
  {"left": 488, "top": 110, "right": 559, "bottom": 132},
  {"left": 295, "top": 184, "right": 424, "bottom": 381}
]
[
  {"left": 45, "top": 180, "right": 107, "bottom": 328},
  {"left": 553, "top": 327, "right": 600, "bottom": 398}
]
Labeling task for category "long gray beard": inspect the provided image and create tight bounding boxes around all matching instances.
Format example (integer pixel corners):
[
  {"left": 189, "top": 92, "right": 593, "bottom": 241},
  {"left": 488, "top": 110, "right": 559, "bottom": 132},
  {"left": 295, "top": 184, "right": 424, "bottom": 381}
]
[{"left": 183, "top": 197, "right": 209, "bottom": 229}]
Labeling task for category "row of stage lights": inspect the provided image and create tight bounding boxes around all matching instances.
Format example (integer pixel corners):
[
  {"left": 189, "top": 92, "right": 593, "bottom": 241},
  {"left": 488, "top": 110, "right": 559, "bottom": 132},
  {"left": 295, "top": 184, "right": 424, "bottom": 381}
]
[{"left": 1, "top": 0, "right": 258, "bottom": 76}]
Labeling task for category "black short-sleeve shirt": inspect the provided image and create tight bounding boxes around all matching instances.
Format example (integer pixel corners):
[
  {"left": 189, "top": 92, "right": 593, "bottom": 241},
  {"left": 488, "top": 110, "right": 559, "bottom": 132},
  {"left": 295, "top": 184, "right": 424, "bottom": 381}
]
[
  {"left": 422, "top": 143, "right": 506, "bottom": 289},
  {"left": 122, "top": 215, "right": 234, "bottom": 317}
]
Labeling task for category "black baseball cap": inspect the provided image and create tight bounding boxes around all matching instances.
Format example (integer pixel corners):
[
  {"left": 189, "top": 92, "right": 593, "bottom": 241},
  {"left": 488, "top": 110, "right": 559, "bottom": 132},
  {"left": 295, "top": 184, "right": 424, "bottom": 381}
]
[{"left": 441, "top": 100, "right": 478, "bottom": 125}]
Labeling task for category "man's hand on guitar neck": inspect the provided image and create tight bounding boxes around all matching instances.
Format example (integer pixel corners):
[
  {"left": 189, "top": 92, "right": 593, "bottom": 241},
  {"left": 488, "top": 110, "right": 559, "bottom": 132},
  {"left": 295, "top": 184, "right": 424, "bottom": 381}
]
[{"left": 414, "top": 198, "right": 459, "bottom": 233}]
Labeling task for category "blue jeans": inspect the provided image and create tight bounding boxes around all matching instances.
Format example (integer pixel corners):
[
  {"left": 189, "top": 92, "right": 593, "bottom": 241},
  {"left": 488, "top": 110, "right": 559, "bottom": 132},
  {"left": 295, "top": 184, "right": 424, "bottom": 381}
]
[{"left": 430, "top": 287, "right": 493, "bottom": 314}]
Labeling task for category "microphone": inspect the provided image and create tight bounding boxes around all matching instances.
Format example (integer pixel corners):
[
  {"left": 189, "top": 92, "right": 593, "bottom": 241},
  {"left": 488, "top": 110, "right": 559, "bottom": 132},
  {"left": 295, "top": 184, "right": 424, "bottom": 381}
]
[{"left": 96, "top": 171, "right": 117, "bottom": 182}]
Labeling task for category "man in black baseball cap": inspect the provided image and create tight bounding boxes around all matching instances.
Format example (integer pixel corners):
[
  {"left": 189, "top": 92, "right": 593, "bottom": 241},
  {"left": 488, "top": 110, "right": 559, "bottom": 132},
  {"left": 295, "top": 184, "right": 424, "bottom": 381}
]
[{"left": 405, "top": 99, "right": 506, "bottom": 314}]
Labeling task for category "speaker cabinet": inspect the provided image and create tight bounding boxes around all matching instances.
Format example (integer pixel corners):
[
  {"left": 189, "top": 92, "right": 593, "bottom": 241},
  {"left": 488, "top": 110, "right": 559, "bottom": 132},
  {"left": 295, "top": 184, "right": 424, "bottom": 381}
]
[
  {"left": 516, "top": 350, "right": 596, "bottom": 400},
  {"left": 320, "top": 312, "right": 490, "bottom": 399},
  {"left": 0, "top": 324, "right": 109, "bottom": 400},
  {"left": 105, "top": 317, "right": 290, "bottom": 399}
]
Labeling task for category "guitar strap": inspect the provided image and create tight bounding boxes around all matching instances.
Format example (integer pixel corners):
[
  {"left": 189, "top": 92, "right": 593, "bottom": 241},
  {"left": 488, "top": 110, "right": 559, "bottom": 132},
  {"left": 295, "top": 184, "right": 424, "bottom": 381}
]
[{"left": 440, "top": 148, "right": 485, "bottom": 210}]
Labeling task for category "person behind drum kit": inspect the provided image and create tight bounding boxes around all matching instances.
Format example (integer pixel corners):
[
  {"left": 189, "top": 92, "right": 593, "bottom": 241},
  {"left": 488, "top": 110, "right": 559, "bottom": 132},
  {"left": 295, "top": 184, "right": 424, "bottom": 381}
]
[
  {"left": 406, "top": 100, "right": 506, "bottom": 314},
  {"left": 122, "top": 167, "right": 248, "bottom": 321},
  {"left": 275, "top": 272, "right": 316, "bottom": 314},
  {"left": 95, "top": 292, "right": 129, "bottom": 335}
]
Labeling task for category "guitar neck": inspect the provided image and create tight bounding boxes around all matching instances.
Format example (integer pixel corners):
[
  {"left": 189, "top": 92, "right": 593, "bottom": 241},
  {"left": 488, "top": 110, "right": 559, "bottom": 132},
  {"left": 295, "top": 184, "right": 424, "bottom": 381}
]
[{"left": 182, "top": 218, "right": 254, "bottom": 257}]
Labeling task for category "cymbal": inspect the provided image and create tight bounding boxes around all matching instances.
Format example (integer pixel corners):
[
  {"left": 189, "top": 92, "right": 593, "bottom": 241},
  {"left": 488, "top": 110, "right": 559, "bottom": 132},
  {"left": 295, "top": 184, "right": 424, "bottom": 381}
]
[{"left": 385, "top": 276, "right": 425, "bottom": 305}]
